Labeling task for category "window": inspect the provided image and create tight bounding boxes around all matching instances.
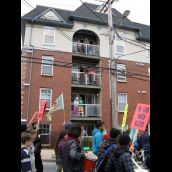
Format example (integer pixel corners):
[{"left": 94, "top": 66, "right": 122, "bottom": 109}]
[
  {"left": 117, "top": 64, "right": 126, "bottom": 82},
  {"left": 39, "top": 124, "right": 50, "bottom": 145},
  {"left": 39, "top": 88, "right": 52, "bottom": 110},
  {"left": 41, "top": 56, "right": 54, "bottom": 76},
  {"left": 118, "top": 93, "right": 127, "bottom": 112},
  {"left": 43, "top": 27, "right": 55, "bottom": 45},
  {"left": 115, "top": 34, "right": 125, "bottom": 55}
]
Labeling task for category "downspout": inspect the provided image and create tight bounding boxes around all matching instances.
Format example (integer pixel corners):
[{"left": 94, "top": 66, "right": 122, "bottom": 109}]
[{"left": 26, "top": 20, "right": 34, "bottom": 125}]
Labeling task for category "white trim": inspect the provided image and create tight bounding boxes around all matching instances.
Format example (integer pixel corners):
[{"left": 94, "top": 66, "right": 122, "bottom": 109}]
[
  {"left": 115, "top": 33, "right": 125, "bottom": 55},
  {"left": 41, "top": 56, "right": 54, "bottom": 76},
  {"left": 117, "top": 64, "right": 126, "bottom": 82},
  {"left": 39, "top": 88, "right": 52, "bottom": 110},
  {"left": 117, "top": 93, "right": 127, "bottom": 112},
  {"left": 43, "top": 26, "right": 55, "bottom": 46},
  {"left": 34, "top": 8, "right": 66, "bottom": 23}
]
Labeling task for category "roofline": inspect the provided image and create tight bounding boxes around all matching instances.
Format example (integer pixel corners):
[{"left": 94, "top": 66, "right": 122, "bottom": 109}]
[
  {"left": 34, "top": 8, "right": 66, "bottom": 23},
  {"left": 22, "top": 18, "right": 73, "bottom": 28},
  {"left": 70, "top": 15, "right": 141, "bottom": 31},
  {"left": 137, "top": 37, "right": 150, "bottom": 42}
]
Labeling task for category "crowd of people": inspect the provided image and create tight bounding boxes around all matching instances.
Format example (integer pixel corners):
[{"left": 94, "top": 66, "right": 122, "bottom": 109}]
[{"left": 21, "top": 120, "right": 150, "bottom": 172}]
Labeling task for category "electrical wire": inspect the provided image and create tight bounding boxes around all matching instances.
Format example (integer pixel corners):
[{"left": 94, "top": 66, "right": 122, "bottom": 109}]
[
  {"left": 21, "top": 55, "right": 149, "bottom": 78},
  {"left": 21, "top": 59, "right": 149, "bottom": 82}
]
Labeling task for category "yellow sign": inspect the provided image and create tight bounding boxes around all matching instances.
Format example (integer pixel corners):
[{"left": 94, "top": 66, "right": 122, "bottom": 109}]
[{"left": 121, "top": 104, "right": 128, "bottom": 128}]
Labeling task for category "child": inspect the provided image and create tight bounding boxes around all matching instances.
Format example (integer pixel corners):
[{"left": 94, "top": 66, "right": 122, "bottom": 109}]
[
  {"left": 21, "top": 132, "right": 32, "bottom": 172},
  {"left": 26, "top": 128, "right": 37, "bottom": 172}
]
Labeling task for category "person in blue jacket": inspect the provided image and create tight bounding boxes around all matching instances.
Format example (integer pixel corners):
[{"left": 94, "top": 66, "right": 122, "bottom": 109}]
[{"left": 92, "top": 121, "right": 105, "bottom": 156}]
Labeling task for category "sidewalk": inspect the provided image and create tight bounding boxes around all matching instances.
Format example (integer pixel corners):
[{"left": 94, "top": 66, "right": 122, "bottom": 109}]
[{"left": 41, "top": 149, "right": 56, "bottom": 162}]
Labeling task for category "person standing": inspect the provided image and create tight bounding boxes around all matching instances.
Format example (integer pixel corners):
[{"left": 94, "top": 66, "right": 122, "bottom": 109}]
[
  {"left": 110, "top": 134, "right": 135, "bottom": 172},
  {"left": 73, "top": 97, "right": 79, "bottom": 117},
  {"left": 21, "top": 132, "right": 32, "bottom": 172},
  {"left": 92, "top": 121, "right": 105, "bottom": 156},
  {"left": 79, "top": 97, "right": 84, "bottom": 117},
  {"left": 137, "top": 130, "right": 150, "bottom": 169},
  {"left": 26, "top": 128, "right": 37, "bottom": 172},
  {"left": 63, "top": 123, "right": 87, "bottom": 172},
  {"left": 32, "top": 122, "right": 43, "bottom": 172},
  {"left": 96, "top": 128, "right": 121, "bottom": 172},
  {"left": 55, "top": 130, "right": 67, "bottom": 172},
  {"left": 87, "top": 67, "right": 94, "bottom": 84}
]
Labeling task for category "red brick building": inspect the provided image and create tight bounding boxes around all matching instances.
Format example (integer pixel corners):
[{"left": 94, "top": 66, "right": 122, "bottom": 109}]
[{"left": 21, "top": 3, "right": 150, "bottom": 147}]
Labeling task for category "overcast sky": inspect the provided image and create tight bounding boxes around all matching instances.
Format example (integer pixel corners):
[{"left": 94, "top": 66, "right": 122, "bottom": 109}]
[{"left": 21, "top": 0, "right": 150, "bottom": 25}]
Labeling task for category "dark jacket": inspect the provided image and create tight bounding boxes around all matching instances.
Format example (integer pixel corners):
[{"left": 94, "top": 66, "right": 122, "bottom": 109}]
[
  {"left": 111, "top": 146, "right": 134, "bottom": 172},
  {"left": 56, "top": 138, "right": 67, "bottom": 161},
  {"left": 21, "top": 147, "right": 32, "bottom": 172},
  {"left": 137, "top": 132, "right": 150, "bottom": 155},
  {"left": 34, "top": 137, "right": 43, "bottom": 172},
  {"left": 63, "top": 139, "right": 86, "bottom": 172},
  {"left": 98, "top": 137, "right": 118, "bottom": 157}
]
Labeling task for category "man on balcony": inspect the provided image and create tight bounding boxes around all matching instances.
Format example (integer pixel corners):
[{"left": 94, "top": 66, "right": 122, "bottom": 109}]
[{"left": 87, "top": 66, "right": 94, "bottom": 84}]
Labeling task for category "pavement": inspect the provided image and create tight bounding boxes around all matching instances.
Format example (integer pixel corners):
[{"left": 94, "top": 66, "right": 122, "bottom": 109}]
[{"left": 41, "top": 148, "right": 56, "bottom": 162}]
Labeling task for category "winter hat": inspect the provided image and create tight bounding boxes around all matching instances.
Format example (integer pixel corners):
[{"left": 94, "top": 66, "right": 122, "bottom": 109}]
[
  {"left": 119, "top": 134, "right": 131, "bottom": 146},
  {"left": 110, "top": 128, "right": 121, "bottom": 138},
  {"left": 64, "top": 121, "right": 73, "bottom": 131}
]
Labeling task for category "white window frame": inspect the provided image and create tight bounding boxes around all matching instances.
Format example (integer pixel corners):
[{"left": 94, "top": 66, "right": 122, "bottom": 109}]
[
  {"left": 43, "top": 27, "right": 55, "bottom": 46},
  {"left": 115, "top": 34, "right": 125, "bottom": 55},
  {"left": 146, "top": 43, "right": 150, "bottom": 58},
  {"left": 39, "top": 88, "right": 52, "bottom": 110},
  {"left": 39, "top": 123, "right": 51, "bottom": 146},
  {"left": 118, "top": 93, "right": 127, "bottom": 112},
  {"left": 148, "top": 67, "right": 150, "bottom": 80},
  {"left": 117, "top": 64, "right": 126, "bottom": 82},
  {"left": 41, "top": 56, "right": 54, "bottom": 76}
]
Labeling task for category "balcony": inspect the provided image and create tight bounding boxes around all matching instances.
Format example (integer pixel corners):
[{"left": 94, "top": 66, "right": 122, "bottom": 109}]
[
  {"left": 73, "top": 42, "right": 100, "bottom": 56},
  {"left": 71, "top": 104, "right": 101, "bottom": 120},
  {"left": 72, "top": 71, "right": 101, "bottom": 88}
]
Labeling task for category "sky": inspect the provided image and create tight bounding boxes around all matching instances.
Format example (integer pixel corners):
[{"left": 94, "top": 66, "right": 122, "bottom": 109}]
[{"left": 21, "top": 0, "right": 150, "bottom": 25}]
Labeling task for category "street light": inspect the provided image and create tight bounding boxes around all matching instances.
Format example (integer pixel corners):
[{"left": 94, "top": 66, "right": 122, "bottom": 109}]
[
  {"left": 117, "top": 10, "right": 130, "bottom": 29},
  {"left": 122, "top": 10, "right": 130, "bottom": 19}
]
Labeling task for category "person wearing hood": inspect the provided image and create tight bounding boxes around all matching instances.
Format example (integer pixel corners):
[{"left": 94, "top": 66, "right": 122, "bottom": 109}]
[
  {"left": 110, "top": 134, "right": 135, "bottom": 172},
  {"left": 92, "top": 121, "right": 105, "bottom": 156}
]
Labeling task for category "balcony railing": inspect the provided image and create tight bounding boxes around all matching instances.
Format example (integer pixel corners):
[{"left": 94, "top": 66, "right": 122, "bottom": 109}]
[
  {"left": 71, "top": 104, "right": 101, "bottom": 117},
  {"left": 73, "top": 42, "right": 100, "bottom": 56},
  {"left": 72, "top": 72, "right": 101, "bottom": 86}
]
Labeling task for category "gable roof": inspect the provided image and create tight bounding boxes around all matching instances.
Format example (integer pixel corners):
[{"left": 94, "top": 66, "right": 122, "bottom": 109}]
[{"left": 21, "top": 3, "right": 150, "bottom": 42}]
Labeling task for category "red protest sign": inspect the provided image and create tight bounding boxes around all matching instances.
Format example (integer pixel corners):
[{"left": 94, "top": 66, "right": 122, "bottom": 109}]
[
  {"left": 37, "top": 100, "right": 47, "bottom": 121},
  {"left": 130, "top": 103, "right": 150, "bottom": 131}
]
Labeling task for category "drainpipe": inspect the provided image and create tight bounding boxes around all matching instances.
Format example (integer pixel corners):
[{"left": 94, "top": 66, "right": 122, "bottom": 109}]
[{"left": 26, "top": 21, "right": 33, "bottom": 125}]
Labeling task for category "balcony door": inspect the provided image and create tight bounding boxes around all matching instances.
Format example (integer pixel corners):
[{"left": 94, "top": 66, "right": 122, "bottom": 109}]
[{"left": 85, "top": 94, "right": 95, "bottom": 104}]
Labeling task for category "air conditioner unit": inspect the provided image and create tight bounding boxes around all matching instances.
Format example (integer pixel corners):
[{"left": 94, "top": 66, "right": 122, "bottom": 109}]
[{"left": 141, "top": 91, "right": 147, "bottom": 94}]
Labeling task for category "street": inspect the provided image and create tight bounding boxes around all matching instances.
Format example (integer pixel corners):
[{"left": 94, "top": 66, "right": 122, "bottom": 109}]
[{"left": 43, "top": 161, "right": 57, "bottom": 172}]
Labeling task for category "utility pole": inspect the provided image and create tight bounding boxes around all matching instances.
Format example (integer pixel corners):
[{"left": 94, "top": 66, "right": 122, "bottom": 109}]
[
  {"left": 99, "top": 0, "right": 119, "bottom": 128},
  {"left": 107, "top": 0, "right": 119, "bottom": 129}
]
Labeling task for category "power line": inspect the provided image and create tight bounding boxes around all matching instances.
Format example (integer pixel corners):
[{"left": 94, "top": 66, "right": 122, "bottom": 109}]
[
  {"left": 21, "top": 55, "right": 149, "bottom": 78},
  {"left": 79, "top": 0, "right": 149, "bottom": 51},
  {"left": 21, "top": 59, "right": 149, "bottom": 82},
  {"left": 23, "top": 0, "right": 72, "bottom": 41}
]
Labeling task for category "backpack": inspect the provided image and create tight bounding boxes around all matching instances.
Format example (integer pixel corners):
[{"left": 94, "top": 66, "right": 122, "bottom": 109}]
[{"left": 93, "top": 144, "right": 117, "bottom": 172}]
